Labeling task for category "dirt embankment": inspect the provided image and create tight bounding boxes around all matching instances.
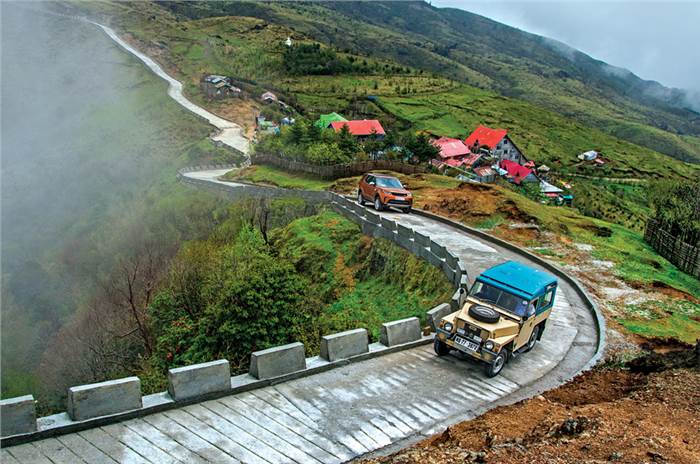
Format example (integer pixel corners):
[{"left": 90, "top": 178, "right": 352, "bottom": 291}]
[{"left": 360, "top": 344, "right": 700, "bottom": 464}]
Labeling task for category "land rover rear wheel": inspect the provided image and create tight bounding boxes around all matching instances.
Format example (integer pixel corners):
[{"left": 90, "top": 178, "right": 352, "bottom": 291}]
[
  {"left": 434, "top": 338, "right": 450, "bottom": 356},
  {"left": 525, "top": 325, "right": 540, "bottom": 352},
  {"left": 484, "top": 351, "right": 507, "bottom": 377}
]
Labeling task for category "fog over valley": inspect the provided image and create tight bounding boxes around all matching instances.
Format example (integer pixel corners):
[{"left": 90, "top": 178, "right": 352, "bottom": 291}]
[{"left": 1, "top": 2, "right": 223, "bottom": 407}]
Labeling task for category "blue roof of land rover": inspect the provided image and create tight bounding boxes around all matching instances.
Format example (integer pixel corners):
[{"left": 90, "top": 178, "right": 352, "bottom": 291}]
[{"left": 478, "top": 261, "right": 557, "bottom": 298}]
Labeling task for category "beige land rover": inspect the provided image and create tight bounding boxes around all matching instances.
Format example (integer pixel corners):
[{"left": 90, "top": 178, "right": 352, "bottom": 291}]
[{"left": 435, "top": 261, "right": 558, "bottom": 377}]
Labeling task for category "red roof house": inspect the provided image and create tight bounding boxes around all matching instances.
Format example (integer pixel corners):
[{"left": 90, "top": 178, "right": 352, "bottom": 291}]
[
  {"left": 499, "top": 160, "right": 537, "bottom": 184},
  {"left": 431, "top": 137, "right": 471, "bottom": 159},
  {"left": 465, "top": 125, "right": 508, "bottom": 150},
  {"left": 330, "top": 120, "right": 385, "bottom": 136}
]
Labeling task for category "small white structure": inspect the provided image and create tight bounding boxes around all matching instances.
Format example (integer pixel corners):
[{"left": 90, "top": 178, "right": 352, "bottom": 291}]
[
  {"left": 261, "top": 91, "right": 278, "bottom": 104},
  {"left": 578, "top": 150, "right": 598, "bottom": 161},
  {"left": 540, "top": 180, "right": 564, "bottom": 194},
  {"left": 285, "top": 36, "right": 293, "bottom": 47}
]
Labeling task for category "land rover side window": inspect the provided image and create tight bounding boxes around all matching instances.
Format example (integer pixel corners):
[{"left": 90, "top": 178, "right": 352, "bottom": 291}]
[
  {"left": 366, "top": 175, "right": 375, "bottom": 185},
  {"left": 541, "top": 288, "right": 555, "bottom": 309}
]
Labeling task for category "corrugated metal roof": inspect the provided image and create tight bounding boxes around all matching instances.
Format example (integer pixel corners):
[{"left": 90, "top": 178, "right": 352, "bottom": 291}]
[{"left": 330, "top": 119, "right": 385, "bottom": 136}]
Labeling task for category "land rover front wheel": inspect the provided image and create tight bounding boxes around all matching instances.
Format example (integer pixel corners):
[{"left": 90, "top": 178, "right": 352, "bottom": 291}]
[
  {"left": 525, "top": 325, "right": 540, "bottom": 352},
  {"left": 434, "top": 338, "right": 450, "bottom": 356},
  {"left": 357, "top": 191, "right": 365, "bottom": 205},
  {"left": 374, "top": 197, "right": 384, "bottom": 211},
  {"left": 484, "top": 351, "right": 507, "bottom": 377}
]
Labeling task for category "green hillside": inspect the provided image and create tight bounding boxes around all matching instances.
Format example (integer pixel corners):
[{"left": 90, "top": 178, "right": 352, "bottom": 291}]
[{"left": 157, "top": 0, "right": 700, "bottom": 164}]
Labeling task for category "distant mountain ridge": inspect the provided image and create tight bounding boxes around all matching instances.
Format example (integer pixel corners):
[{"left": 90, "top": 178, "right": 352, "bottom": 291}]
[{"left": 159, "top": 0, "right": 700, "bottom": 163}]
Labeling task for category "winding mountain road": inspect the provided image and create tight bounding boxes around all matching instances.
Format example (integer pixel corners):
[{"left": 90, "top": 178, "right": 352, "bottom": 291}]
[
  {"left": 95, "top": 23, "right": 250, "bottom": 155},
  {"left": 4, "top": 171, "right": 600, "bottom": 464},
  {"left": 2, "top": 19, "right": 600, "bottom": 463}
]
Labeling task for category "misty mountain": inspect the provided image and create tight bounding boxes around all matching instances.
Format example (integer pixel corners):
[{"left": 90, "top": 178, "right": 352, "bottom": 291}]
[{"left": 158, "top": 0, "right": 700, "bottom": 163}]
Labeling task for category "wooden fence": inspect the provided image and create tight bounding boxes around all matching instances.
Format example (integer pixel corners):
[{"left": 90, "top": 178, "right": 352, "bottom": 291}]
[
  {"left": 251, "top": 153, "right": 427, "bottom": 180},
  {"left": 644, "top": 218, "right": 700, "bottom": 279}
]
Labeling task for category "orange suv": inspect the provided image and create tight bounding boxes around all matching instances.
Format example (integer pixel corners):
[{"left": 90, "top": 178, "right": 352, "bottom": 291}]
[{"left": 357, "top": 173, "right": 413, "bottom": 213}]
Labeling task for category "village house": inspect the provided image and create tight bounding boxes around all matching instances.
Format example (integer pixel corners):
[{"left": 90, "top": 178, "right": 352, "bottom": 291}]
[
  {"left": 261, "top": 91, "right": 278, "bottom": 104},
  {"left": 316, "top": 112, "right": 347, "bottom": 128},
  {"left": 330, "top": 119, "right": 386, "bottom": 140},
  {"left": 473, "top": 166, "right": 496, "bottom": 183},
  {"left": 431, "top": 137, "right": 473, "bottom": 167},
  {"left": 201, "top": 75, "right": 241, "bottom": 99},
  {"left": 499, "top": 159, "right": 538, "bottom": 184},
  {"left": 465, "top": 125, "right": 524, "bottom": 164}
]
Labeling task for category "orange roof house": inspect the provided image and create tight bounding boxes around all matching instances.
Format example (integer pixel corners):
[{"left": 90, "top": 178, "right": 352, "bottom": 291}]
[
  {"left": 330, "top": 120, "right": 385, "bottom": 136},
  {"left": 431, "top": 137, "right": 471, "bottom": 159},
  {"left": 465, "top": 125, "right": 524, "bottom": 164},
  {"left": 465, "top": 125, "right": 508, "bottom": 150}
]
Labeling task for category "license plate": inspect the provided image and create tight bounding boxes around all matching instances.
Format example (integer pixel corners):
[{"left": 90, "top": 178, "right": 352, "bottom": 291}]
[{"left": 454, "top": 336, "right": 479, "bottom": 352}]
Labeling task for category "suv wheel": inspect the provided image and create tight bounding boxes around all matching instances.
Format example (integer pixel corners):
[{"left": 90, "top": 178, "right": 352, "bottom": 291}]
[
  {"left": 484, "top": 351, "right": 507, "bottom": 377},
  {"left": 404, "top": 206, "right": 412, "bottom": 214},
  {"left": 357, "top": 190, "right": 365, "bottom": 206},
  {"left": 434, "top": 338, "right": 450, "bottom": 356},
  {"left": 525, "top": 325, "right": 540, "bottom": 352},
  {"left": 374, "top": 197, "right": 384, "bottom": 211}
]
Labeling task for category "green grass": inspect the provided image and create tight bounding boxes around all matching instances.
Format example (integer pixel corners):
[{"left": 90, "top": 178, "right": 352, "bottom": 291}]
[
  {"left": 616, "top": 300, "right": 700, "bottom": 344},
  {"left": 274, "top": 210, "right": 452, "bottom": 348},
  {"left": 474, "top": 214, "right": 505, "bottom": 230},
  {"left": 585, "top": 224, "right": 700, "bottom": 299},
  {"left": 223, "top": 165, "right": 336, "bottom": 190},
  {"left": 321, "top": 279, "right": 431, "bottom": 341}
]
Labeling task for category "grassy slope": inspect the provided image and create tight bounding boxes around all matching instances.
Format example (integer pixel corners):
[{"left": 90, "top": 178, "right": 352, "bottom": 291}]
[
  {"left": 274, "top": 1, "right": 700, "bottom": 164},
  {"left": 273, "top": 210, "right": 453, "bottom": 346},
  {"left": 80, "top": 1, "right": 698, "bottom": 184},
  {"left": 223, "top": 165, "right": 336, "bottom": 191}
]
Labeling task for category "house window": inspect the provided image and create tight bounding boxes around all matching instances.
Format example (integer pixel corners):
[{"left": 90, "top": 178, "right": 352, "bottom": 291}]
[{"left": 503, "top": 139, "right": 508, "bottom": 145}]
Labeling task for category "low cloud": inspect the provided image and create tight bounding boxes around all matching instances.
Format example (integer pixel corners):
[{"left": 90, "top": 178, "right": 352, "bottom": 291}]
[{"left": 435, "top": 0, "right": 700, "bottom": 96}]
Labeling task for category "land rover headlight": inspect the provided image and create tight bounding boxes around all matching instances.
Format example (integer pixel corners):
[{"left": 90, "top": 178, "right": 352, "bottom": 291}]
[
  {"left": 443, "top": 322, "right": 454, "bottom": 332},
  {"left": 484, "top": 341, "right": 495, "bottom": 350}
]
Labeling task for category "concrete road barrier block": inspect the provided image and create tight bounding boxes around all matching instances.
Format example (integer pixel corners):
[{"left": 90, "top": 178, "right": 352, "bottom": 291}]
[
  {"left": 396, "top": 234, "right": 414, "bottom": 252},
  {"left": 460, "top": 274, "right": 470, "bottom": 289},
  {"left": 361, "top": 222, "right": 378, "bottom": 236},
  {"left": 426, "top": 250, "right": 444, "bottom": 268},
  {"left": 397, "top": 223, "right": 413, "bottom": 238},
  {"left": 414, "top": 231, "right": 430, "bottom": 247},
  {"left": 458, "top": 260, "right": 468, "bottom": 276},
  {"left": 430, "top": 241, "right": 447, "bottom": 259},
  {"left": 365, "top": 211, "right": 381, "bottom": 224},
  {"left": 380, "top": 317, "right": 421, "bottom": 347},
  {"left": 250, "top": 342, "right": 306, "bottom": 379},
  {"left": 426, "top": 303, "right": 453, "bottom": 331},
  {"left": 450, "top": 288, "right": 467, "bottom": 310},
  {"left": 168, "top": 359, "right": 231, "bottom": 401},
  {"left": 320, "top": 328, "right": 369, "bottom": 361},
  {"left": 380, "top": 217, "right": 397, "bottom": 231},
  {"left": 0, "top": 395, "right": 36, "bottom": 437},
  {"left": 376, "top": 225, "right": 396, "bottom": 241},
  {"left": 67, "top": 377, "right": 142, "bottom": 421},
  {"left": 446, "top": 253, "right": 459, "bottom": 269}
]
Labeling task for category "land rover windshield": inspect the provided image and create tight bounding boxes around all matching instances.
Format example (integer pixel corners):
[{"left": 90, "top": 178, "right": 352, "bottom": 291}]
[
  {"left": 469, "top": 281, "right": 530, "bottom": 317},
  {"left": 375, "top": 177, "right": 403, "bottom": 188}
]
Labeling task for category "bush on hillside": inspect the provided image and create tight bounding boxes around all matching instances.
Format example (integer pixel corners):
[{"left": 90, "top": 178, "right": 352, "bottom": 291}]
[
  {"left": 648, "top": 178, "right": 700, "bottom": 244},
  {"left": 283, "top": 43, "right": 358, "bottom": 75}
]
